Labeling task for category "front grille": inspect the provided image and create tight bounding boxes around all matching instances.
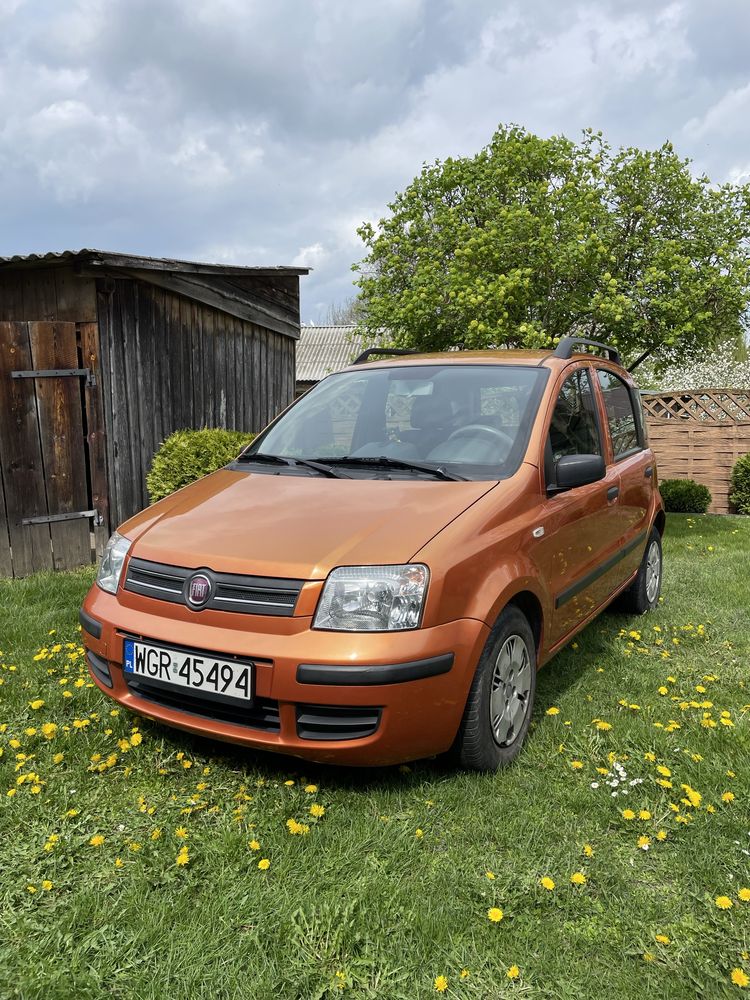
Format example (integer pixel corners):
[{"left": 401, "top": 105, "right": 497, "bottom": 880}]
[
  {"left": 125, "top": 557, "right": 303, "bottom": 617},
  {"left": 296, "top": 704, "right": 381, "bottom": 741},
  {"left": 126, "top": 674, "right": 281, "bottom": 731}
]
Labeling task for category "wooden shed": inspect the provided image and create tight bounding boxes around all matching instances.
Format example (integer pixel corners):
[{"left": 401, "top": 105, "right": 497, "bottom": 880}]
[{"left": 0, "top": 250, "right": 308, "bottom": 578}]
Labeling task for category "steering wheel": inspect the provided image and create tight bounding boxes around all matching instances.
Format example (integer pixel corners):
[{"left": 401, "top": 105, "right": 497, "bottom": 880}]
[{"left": 446, "top": 423, "right": 515, "bottom": 451}]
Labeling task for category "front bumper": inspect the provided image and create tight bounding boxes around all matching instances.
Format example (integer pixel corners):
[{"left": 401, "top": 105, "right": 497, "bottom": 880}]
[{"left": 80, "top": 586, "right": 489, "bottom": 766}]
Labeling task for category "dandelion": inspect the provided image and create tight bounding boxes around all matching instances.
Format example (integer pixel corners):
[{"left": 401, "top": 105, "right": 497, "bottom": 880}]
[
  {"left": 249, "top": 840, "right": 260, "bottom": 851},
  {"left": 41, "top": 880, "right": 53, "bottom": 891},
  {"left": 655, "top": 934, "right": 670, "bottom": 944},
  {"left": 546, "top": 707, "right": 560, "bottom": 716},
  {"left": 638, "top": 810, "right": 652, "bottom": 821},
  {"left": 434, "top": 976, "right": 448, "bottom": 993},
  {"left": 286, "top": 818, "right": 310, "bottom": 836},
  {"left": 570, "top": 760, "right": 583, "bottom": 770},
  {"left": 722, "top": 792, "right": 735, "bottom": 803},
  {"left": 731, "top": 969, "right": 749, "bottom": 988},
  {"left": 29, "top": 699, "right": 44, "bottom": 710},
  {"left": 570, "top": 872, "right": 587, "bottom": 886},
  {"left": 284, "top": 780, "right": 295, "bottom": 787},
  {"left": 150, "top": 828, "right": 162, "bottom": 841},
  {"left": 485, "top": 871, "right": 496, "bottom": 880},
  {"left": 89, "top": 835, "right": 105, "bottom": 847},
  {"left": 540, "top": 877, "right": 555, "bottom": 891},
  {"left": 738, "top": 888, "right": 750, "bottom": 902},
  {"left": 415, "top": 828, "right": 424, "bottom": 839},
  {"left": 459, "top": 969, "right": 470, "bottom": 979},
  {"left": 304, "top": 784, "right": 318, "bottom": 793},
  {"left": 715, "top": 896, "right": 733, "bottom": 910},
  {"left": 638, "top": 836, "right": 651, "bottom": 850},
  {"left": 130, "top": 732, "right": 142, "bottom": 746},
  {"left": 643, "top": 952, "right": 655, "bottom": 963},
  {"left": 176, "top": 846, "right": 190, "bottom": 867},
  {"left": 656, "top": 830, "right": 668, "bottom": 842},
  {"left": 487, "top": 907, "right": 504, "bottom": 922},
  {"left": 583, "top": 844, "right": 594, "bottom": 858},
  {"left": 310, "top": 804, "right": 325, "bottom": 818},
  {"left": 258, "top": 858, "right": 270, "bottom": 870},
  {"left": 175, "top": 826, "right": 188, "bottom": 839},
  {"left": 594, "top": 720, "right": 612, "bottom": 731},
  {"left": 622, "top": 809, "right": 636, "bottom": 820},
  {"left": 507, "top": 965, "right": 520, "bottom": 980}
]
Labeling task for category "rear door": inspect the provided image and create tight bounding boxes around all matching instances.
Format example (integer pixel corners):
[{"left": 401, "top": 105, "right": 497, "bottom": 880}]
[{"left": 594, "top": 367, "right": 652, "bottom": 586}]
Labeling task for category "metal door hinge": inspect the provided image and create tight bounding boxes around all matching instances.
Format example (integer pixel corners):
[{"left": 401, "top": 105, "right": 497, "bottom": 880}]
[
  {"left": 12, "top": 368, "right": 96, "bottom": 386},
  {"left": 21, "top": 509, "right": 100, "bottom": 526}
]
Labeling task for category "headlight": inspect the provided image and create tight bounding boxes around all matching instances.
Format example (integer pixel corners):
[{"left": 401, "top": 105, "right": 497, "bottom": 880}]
[
  {"left": 313, "top": 564, "right": 429, "bottom": 632},
  {"left": 96, "top": 532, "right": 132, "bottom": 594}
]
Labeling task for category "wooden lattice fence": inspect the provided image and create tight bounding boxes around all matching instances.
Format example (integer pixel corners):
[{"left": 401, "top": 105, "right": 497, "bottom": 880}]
[{"left": 642, "top": 389, "right": 750, "bottom": 514}]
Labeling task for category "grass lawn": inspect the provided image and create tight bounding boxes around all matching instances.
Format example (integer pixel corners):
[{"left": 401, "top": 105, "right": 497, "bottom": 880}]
[{"left": 1, "top": 513, "right": 749, "bottom": 1000}]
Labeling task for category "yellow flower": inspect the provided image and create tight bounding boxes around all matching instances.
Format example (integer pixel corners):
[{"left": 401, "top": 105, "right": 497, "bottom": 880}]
[
  {"left": 459, "top": 969, "right": 470, "bottom": 979},
  {"left": 258, "top": 858, "right": 270, "bottom": 870},
  {"left": 583, "top": 844, "right": 594, "bottom": 858},
  {"left": 487, "top": 907, "right": 504, "bottom": 922},
  {"left": 53, "top": 752, "right": 64, "bottom": 764},
  {"left": 129, "top": 732, "right": 142, "bottom": 746},
  {"left": 622, "top": 809, "right": 636, "bottom": 821},
  {"left": 485, "top": 870, "right": 496, "bottom": 880},
  {"left": 433, "top": 975, "right": 448, "bottom": 993},
  {"left": 114, "top": 858, "right": 124, "bottom": 869},
  {"left": 656, "top": 830, "right": 668, "bottom": 842},
  {"left": 150, "top": 828, "right": 162, "bottom": 841},
  {"left": 175, "top": 826, "right": 188, "bottom": 839},
  {"left": 286, "top": 818, "right": 310, "bottom": 836},
  {"left": 638, "top": 810, "right": 652, "bottom": 821},
  {"left": 546, "top": 707, "right": 560, "bottom": 716},
  {"left": 29, "top": 699, "right": 45, "bottom": 710},
  {"left": 540, "top": 877, "right": 555, "bottom": 891},
  {"left": 310, "top": 804, "right": 325, "bottom": 818},
  {"left": 643, "top": 952, "right": 655, "bottom": 963},
  {"left": 570, "top": 760, "right": 583, "bottom": 770},
  {"left": 715, "top": 896, "right": 733, "bottom": 910},
  {"left": 175, "top": 846, "right": 190, "bottom": 866},
  {"left": 722, "top": 791, "right": 735, "bottom": 803},
  {"left": 506, "top": 965, "right": 520, "bottom": 980},
  {"left": 284, "top": 780, "right": 295, "bottom": 787},
  {"left": 644, "top": 752, "right": 656, "bottom": 762},
  {"left": 415, "top": 828, "right": 424, "bottom": 839},
  {"left": 570, "top": 872, "right": 586, "bottom": 886},
  {"left": 26, "top": 885, "right": 37, "bottom": 894},
  {"left": 594, "top": 720, "right": 612, "bottom": 731},
  {"left": 304, "top": 784, "right": 318, "bottom": 793},
  {"left": 656, "top": 765, "right": 671, "bottom": 777},
  {"left": 638, "top": 836, "right": 651, "bottom": 849},
  {"left": 655, "top": 934, "right": 670, "bottom": 944},
  {"left": 249, "top": 840, "right": 260, "bottom": 851},
  {"left": 89, "top": 834, "right": 105, "bottom": 847},
  {"left": 731, "top": 969, "right": 749, "bottom": 988},
  {"left": 738, "top": 888, "right": 750, "bottom": 902}
]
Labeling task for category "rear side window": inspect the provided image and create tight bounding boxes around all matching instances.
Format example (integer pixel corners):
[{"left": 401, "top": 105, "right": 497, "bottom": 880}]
[
  {"left": 548, "top": 369, "right": 602, "bottom": 462},
  {"left": 597, "top": 370, "right": 641, "bottom": 458}
]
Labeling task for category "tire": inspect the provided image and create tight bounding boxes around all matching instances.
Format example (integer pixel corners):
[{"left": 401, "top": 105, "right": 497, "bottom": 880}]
[
  {"left": 455, "top": 605, "right": 537, "bottom": 771},
  {"left": 619, "top": 527, "right": 662, "bottom": 615}
]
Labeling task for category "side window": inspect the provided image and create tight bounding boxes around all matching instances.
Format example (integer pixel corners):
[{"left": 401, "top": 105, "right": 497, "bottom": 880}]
[
  {"left": 547, "top": 369, "right": 602, "bottom": 463},
  {"left": 597, "top": 370, "right": 641, "bottom": 458}
]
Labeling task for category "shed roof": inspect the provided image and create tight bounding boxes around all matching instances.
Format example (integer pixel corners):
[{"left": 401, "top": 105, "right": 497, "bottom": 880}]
[
  {"left": 0, "top": 248, "right": 309, "bottom": 277},
  {"left": 296, "top": 325, "right": 375, "bottom": 382}
]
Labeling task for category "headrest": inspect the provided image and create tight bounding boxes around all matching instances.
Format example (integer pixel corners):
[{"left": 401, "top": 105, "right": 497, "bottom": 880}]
[{"left": 409, "top": 394, "right": 453, "bottom": 429}]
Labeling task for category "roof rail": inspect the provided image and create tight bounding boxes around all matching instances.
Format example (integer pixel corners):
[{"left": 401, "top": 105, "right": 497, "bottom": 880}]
[
  {"left": 553, "top": 337, "right": 622, "bottom": 366},
  {"left": 352, "top": 347, "right": 419, "bottom": 365}
]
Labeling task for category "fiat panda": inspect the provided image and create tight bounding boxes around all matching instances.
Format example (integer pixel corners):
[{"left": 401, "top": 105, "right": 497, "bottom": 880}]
[{"left": 80, "top": 337, "right": 664, "bottom": 770}]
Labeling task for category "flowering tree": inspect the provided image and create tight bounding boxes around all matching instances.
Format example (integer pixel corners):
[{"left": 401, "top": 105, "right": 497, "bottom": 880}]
[
  {"left": 354, "top": 126, "right": 750, "bottom": 368},
  {"left": 639, "top": 341, "right": 750, "bottom": 391}
]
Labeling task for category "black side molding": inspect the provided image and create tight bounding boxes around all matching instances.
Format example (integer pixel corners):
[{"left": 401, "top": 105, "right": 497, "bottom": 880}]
[
  {"left": 296, "top": 653, "right": 454, "bottom": 686},
  {"left": 555, "top": 531, "right": 647, "bottom": 609},
  {"left": 79, "top": 607, "right": 102, "bottom": 640},
  {"left": 86, "top": 649, "right": 112, "bottom": 688}
]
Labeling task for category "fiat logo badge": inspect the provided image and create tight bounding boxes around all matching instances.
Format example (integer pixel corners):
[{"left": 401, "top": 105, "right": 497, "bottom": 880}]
[{"left": 187, "top": 573, "right": 212, "bottom": 608}]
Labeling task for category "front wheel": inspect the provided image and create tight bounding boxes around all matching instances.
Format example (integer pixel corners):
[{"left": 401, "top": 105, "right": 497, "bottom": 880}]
[
  {"left": 454, "top": 605, "right": 537, "bottom": 771},
  {"left": 620, "top": 527, "right": 662, "bottom": 615}
]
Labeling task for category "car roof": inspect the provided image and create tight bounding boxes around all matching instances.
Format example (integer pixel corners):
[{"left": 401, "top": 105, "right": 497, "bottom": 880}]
[{"left": 342, "top": 349, "right": 627, "bottom": 373}]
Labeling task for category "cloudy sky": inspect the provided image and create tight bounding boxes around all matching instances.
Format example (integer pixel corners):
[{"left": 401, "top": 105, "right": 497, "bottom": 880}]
[{"left": 1, "top": 0, "right": 749, "bottom": 321}]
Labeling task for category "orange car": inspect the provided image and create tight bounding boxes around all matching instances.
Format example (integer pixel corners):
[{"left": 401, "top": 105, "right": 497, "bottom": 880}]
[{"left": 80, "top": 337, "right": 664, "bottom": 770}]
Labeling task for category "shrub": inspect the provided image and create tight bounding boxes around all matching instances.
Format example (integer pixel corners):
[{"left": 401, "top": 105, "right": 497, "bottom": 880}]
[
  {"left": 729, "top": 453, "right": 750, "bottom": 514},
  {"left": 147, "top": 429, "right": 256, "bottom": 503},
  {"left": 659, "top": 478, "right": 712, "bottom": 514}
]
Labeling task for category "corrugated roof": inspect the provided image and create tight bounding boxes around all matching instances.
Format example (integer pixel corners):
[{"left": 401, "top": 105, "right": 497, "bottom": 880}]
[
  {"left": 296, "top": 325, "right": 375, "bottom": 382},
  {"left": 0, "top": 248, "right": 309, "bottom": 276}
]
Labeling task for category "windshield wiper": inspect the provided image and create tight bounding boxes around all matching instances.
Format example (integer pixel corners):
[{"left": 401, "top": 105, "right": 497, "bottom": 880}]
[
  {"left": 237, "top": 452, "right": 350, "bottom": 479},
  {"left": 314, "top": 455, "right": 467, "bottom": 482}
]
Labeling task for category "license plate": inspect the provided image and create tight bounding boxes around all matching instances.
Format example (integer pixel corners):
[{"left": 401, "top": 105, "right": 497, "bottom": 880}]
[{"left": 123, "top": 639, "right": 253, "bottom": 701}]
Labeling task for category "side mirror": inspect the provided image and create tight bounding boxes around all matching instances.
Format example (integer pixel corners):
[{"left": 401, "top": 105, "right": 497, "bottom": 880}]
[{"left": 551, "top": 454, "right": 605, "bottom": 493}]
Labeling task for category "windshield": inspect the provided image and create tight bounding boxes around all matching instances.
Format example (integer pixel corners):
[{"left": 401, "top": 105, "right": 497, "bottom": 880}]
[{"left": 242, "top": 364, "right": 549, "bottom": 481}]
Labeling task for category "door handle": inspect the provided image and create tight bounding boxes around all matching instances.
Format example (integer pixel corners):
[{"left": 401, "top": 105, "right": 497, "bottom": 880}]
[
  {"left": 607, "top": 485, "right": 620, "bottom": 502},
  {"left": 644, "top": 466, "right": 653, "bottom": 479}
]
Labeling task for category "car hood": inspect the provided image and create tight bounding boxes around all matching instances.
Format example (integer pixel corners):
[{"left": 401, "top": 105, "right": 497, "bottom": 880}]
[{"left": 122, "top": 468, "right": 498, "bottom": 580}]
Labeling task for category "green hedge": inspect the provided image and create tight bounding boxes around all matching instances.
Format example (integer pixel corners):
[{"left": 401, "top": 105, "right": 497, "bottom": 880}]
[
  {"left": 729, "top": 453, "right": 750, "bottom": 514},
  {"left": 147, "top": 429, "right": 256, "bottom": 504},
  {"left": 659, "top": 478, "right": 712, "bottom": 514}
]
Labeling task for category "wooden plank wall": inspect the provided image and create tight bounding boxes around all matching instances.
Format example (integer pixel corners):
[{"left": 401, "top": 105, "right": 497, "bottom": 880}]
[
  {"left": 646, "top": 419, "right": 750, "bottom": 514},
  {"left": 0, "top": 268, "right": 108, "bottom": 575},
  {"left": 97, "top": 276, "right": 295, "bottom": 527}
]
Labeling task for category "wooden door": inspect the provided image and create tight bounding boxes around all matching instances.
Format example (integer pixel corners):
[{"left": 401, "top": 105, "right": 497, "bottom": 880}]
[{"left": 0, "top": 320, "right": 109, "bottom": 577}]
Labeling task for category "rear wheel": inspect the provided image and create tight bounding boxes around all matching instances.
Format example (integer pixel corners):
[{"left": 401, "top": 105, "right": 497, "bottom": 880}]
[
  {"left": 455, "top": 605, "right": 537, "bottom": 771},
  {"left": 619, "top": 527, "right": 662, "bottom": 615}
]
